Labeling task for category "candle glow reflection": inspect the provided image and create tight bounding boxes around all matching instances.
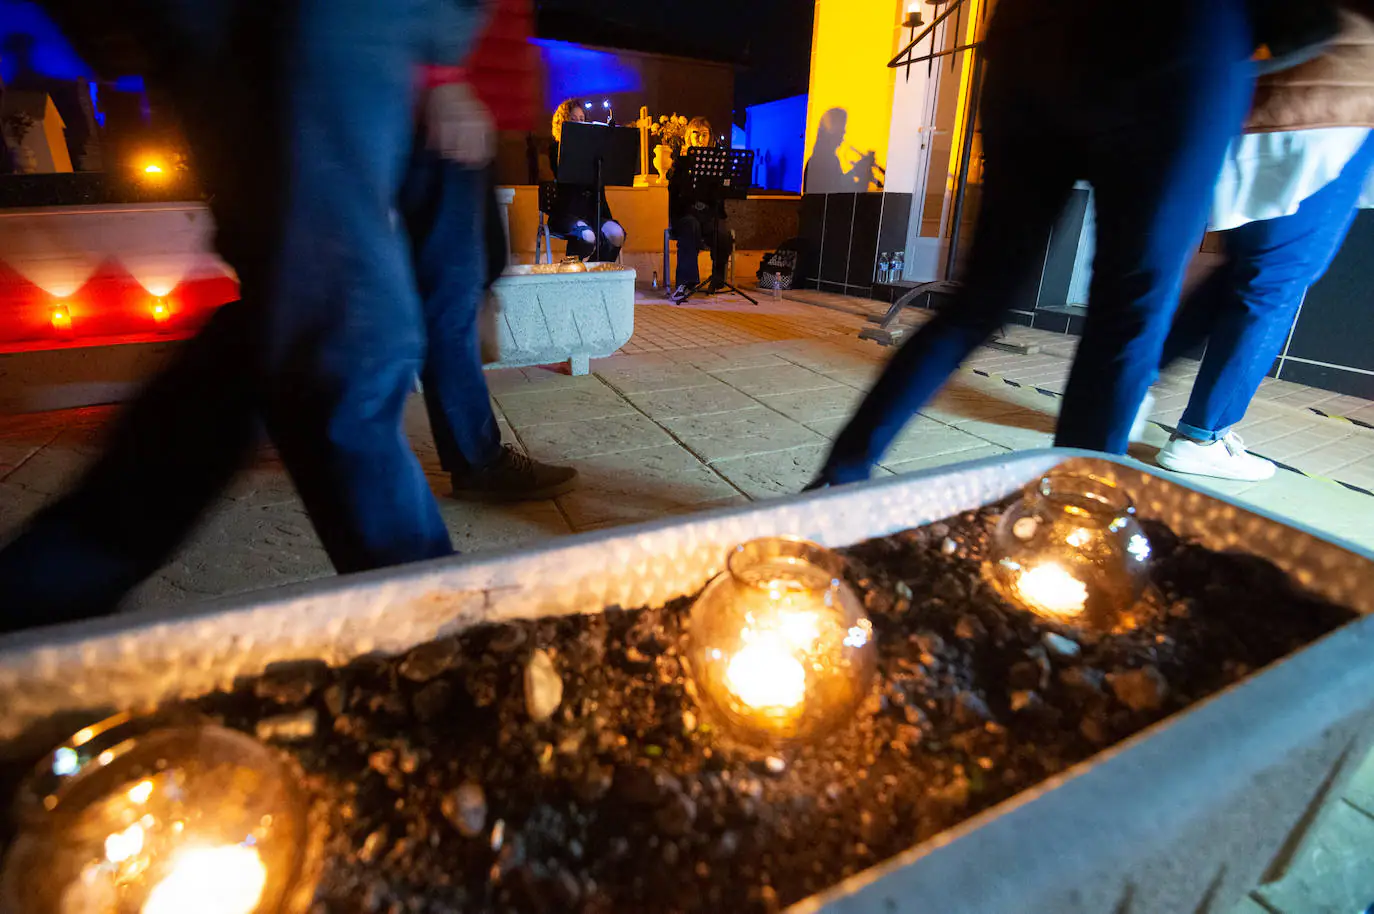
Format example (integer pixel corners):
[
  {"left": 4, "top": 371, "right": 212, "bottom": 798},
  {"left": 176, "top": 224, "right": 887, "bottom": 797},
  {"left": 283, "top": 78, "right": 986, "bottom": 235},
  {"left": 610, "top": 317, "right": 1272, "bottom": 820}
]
[{"left": 1014, "top": 563, "right": 1089, "bottom": 619}]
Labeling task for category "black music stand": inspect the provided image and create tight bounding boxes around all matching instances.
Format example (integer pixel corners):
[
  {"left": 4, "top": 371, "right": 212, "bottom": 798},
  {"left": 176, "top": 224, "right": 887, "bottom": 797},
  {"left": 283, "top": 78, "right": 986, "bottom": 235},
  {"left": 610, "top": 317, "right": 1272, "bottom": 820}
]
[
  {"left": 558, "top": 123, "right": 640, "bottom": 260},
  {"left": 677, "top": 146, "right": 757, "bottom": 304}
]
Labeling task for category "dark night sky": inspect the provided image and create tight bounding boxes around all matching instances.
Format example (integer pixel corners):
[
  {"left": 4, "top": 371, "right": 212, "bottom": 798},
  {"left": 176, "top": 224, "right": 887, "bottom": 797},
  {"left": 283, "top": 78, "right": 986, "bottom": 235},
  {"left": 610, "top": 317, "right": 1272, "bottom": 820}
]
[{"left": 535, "top": 0, "right": 815, "bottom": 120}]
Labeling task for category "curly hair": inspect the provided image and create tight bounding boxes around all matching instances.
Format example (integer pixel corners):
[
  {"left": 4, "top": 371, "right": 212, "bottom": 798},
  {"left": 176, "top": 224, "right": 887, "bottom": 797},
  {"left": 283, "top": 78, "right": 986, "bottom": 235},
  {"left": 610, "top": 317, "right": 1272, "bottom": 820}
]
[{"left": 552, "top": 99, "right": 580, "bottom": 143}]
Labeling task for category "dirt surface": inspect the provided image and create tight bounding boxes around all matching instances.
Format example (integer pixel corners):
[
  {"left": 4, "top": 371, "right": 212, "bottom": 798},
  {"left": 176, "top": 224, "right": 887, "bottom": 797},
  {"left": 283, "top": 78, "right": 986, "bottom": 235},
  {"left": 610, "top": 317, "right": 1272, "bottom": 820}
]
[{"left": 49, "top": 506, "right": 1371, "bottom": 913}]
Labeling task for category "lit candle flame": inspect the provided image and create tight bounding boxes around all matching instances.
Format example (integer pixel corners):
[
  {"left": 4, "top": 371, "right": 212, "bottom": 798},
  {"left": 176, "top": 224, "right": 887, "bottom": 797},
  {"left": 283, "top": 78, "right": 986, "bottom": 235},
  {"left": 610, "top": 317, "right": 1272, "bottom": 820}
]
[
  {"left": 725, "top": 638, "right": 806, "bottom": 711},
  {"left": 1015, "top": 563, "right": 1088, "bottom": 619},
  {"left": 104, "top": 823, "right": 145, "bottom": 864},
  {"left": 143, "top": 845, "right": 267, "bottom": 914}
]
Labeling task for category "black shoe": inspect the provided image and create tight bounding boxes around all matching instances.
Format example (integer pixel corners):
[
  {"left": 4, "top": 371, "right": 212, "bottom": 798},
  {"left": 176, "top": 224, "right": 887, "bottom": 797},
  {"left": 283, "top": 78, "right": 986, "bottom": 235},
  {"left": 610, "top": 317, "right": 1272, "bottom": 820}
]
[
  {"left": 669, "top": 283, "right": 692, "bottom": 303},
  {"left": 450, "top": 445, "right": 578, "bottom": 502},
  {"left": 707, "top": 277, "right": 727, "bottom": 295}
]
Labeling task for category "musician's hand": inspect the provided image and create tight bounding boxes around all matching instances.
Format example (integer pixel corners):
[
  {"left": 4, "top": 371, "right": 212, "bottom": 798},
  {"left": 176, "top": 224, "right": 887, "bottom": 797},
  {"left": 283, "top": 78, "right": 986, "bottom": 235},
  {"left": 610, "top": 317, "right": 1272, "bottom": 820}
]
[{"left": 425, "top": 82, "right": 495, "bottom": 167}]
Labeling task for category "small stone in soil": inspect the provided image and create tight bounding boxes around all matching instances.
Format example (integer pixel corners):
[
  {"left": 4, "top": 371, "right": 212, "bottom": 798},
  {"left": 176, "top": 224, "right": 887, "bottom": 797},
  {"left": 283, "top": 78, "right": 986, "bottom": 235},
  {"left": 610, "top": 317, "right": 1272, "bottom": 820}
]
[
  {"left": 765, "top": 756, "right": 786, "bottom": 775},
  {"left": 524, "top": 649, "right": 563, "bottom": 722},
  {"left": 398, "top": 638, "right": 460, "bottom": 682},
  {"left": 441, "top": 782, "right": 487, "bottom": 838},
  {"left": 941, "top": 538, "right": 958, "bottom": 556},
  {"left": 1042, "top": 632, "right": 1081, "bottom": 659},
  {"left": 1108, "top": 666, "right": 1169, "bottom": 712},
  {"left": 254, "top": 708, "right": 317, "bottom": 743}
]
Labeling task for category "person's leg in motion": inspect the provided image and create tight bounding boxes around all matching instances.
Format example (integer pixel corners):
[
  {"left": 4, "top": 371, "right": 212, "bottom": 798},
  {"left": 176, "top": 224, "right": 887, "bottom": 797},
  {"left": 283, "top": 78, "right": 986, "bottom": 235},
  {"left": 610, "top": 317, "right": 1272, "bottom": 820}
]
[
  {"left": 672, "top": 214, "right": 704, "bottom": 301},
  {"left": 814, "top": 52, "right": 1078, "bottom": 486},
  {"left": 1055, "top": 0, "right": 1254, "bottom": 453},
  {"left": 0, "top": 0, "right": 279, "bottom": 625},
  {"left": 1157, "top": 133, "right": 1374, "bottom": 479},
  {"left": 0, "top": 302, "right": 260, "bottom": 628},
  {"left": 252, "top": 0, "right": 453, "bottom": 572},
  {"left": 402, "top": 149, "right": 578, "bottom": 501}
]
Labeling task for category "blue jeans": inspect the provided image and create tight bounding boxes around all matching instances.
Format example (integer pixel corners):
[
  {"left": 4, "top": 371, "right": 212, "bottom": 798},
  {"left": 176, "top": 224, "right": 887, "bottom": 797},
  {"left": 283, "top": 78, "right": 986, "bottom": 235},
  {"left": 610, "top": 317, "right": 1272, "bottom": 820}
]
[
  {"left": 0, "top": 0, "right": 461, "bottom": 629},
  {"left": 819, "top": 0, "right": 1255, "bottom": 484},
  {"left": 400, "top": 150, "right": 504, "bottom": 474},
  {"left": 1161, "top": 133, "right": 1374, "bottom": 442}
]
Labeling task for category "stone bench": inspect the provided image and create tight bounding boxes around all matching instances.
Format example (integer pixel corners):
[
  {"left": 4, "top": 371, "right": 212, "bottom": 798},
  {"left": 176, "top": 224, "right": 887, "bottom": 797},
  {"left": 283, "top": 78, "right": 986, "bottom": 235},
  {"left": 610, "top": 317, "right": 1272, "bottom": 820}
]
[{"left": 485, "top": 263, "right": 636, "bottom": 376}]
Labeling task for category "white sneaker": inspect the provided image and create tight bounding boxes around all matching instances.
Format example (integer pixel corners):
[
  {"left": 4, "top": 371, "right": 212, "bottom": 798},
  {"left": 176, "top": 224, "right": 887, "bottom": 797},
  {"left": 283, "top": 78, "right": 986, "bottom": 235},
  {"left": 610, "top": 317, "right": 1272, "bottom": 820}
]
[
  {"left": 1129, "top": 391, "right": 1156, "bottom": 442},
  {"left": 1156, "top": 431, "right": 1276, "bottom": 482}
]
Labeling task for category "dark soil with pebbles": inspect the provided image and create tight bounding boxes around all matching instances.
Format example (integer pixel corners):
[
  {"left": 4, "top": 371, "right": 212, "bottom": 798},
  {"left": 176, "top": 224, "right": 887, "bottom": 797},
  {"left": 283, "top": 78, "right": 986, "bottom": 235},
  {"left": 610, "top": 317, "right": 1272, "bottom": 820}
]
[{"left": 128, "top": 507, "right": 1365, "bottom": 912}]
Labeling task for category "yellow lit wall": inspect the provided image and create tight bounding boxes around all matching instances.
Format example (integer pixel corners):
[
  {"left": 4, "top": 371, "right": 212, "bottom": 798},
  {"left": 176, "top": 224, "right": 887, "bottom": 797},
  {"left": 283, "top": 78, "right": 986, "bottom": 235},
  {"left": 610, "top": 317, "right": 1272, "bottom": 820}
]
[{"left": 804, "top": 0, "right": 901, "bottom": 193}]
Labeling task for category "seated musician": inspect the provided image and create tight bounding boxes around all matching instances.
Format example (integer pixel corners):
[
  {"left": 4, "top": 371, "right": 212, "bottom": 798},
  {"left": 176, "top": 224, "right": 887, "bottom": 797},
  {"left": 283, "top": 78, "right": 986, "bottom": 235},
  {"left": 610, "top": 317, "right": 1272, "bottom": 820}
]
[
  {"left": 668, "top": 117, "right": 733, "bottom": 302},
  {"left": 547, "top": 99, "right": 626, "bottom": 262}
]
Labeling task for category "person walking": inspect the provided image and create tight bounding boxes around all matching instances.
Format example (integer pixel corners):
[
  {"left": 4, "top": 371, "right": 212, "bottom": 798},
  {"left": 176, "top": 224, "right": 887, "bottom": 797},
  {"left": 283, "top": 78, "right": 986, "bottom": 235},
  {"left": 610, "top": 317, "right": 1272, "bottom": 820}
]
[
  {"left": 404, "top": 0, "right": 578, "bottom": 500},
  {"left": 810, "top": 0, "right": 1257, "bottom": 487},
  {"left": 0, "top": 0, "right": 481, "bottom": 631},
  {"left": 1151, "top": 7, "right": 1374, "bottom": 482}
]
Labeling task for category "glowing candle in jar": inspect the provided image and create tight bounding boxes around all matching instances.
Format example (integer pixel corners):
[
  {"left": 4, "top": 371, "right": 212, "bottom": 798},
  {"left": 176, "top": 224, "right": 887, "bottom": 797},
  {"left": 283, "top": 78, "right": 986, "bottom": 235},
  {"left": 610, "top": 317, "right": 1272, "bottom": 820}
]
[
  {"left": 1014, "top": 563, "right": 1089, "bottom": 620},
  {"left": 725, "top": 636, "right": 807, "bottom": 711},
  {"left": 0, "top": 717, "right": 313, "bottom": 914},
  {"left": 686, "top": 539, "right": 876, "bottom": 745},
  {"left": 143, "top": 844, "right": 268, "bottom": 914}
]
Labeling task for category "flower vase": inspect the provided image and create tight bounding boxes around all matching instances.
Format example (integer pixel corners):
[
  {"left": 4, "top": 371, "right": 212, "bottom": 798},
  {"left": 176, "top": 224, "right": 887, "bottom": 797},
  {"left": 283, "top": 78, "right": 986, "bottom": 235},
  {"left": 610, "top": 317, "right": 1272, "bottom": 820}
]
[{"left": 653, "top": 144, "right": 674, "bottom": 185}]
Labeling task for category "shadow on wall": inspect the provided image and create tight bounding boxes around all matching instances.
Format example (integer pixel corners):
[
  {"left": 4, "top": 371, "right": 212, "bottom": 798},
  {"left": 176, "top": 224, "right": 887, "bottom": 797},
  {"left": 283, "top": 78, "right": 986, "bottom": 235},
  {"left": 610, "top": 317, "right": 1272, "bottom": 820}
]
[{"left": 804, "top": 108, "right": 883, "bottom": 194}]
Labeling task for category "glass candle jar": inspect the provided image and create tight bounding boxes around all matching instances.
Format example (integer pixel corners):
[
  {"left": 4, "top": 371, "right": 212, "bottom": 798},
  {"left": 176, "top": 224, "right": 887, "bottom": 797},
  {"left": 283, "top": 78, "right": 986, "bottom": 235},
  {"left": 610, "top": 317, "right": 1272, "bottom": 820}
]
[
  {"left": 984, "top": 472, "right": 1151, "bottom": 631},
  {"left": 685, "top": 538, "right": 876, "bottom": 746},
  {"left": 0, "top": 713, "right": 314, "bottom": 914}
]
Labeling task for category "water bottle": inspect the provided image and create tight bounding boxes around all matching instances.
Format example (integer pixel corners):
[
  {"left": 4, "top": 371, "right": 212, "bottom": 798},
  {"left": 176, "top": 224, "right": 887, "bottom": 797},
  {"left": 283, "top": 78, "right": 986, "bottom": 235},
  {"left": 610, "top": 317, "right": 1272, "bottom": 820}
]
[
  {"left": 877, "top": 252, "right": 891, "bottom": 284},
  {"left": 893, "top": 252, "right": 905, "bottom": 283}
]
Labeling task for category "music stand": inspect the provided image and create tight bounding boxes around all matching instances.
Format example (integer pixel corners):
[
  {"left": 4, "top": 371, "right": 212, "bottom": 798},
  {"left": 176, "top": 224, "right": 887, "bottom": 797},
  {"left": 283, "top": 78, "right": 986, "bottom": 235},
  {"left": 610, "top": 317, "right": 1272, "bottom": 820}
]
[
  {"left": 558, "top": 123, "right": 640, "bottom": 260},
  {"left": 677, "top": 147, "right": 757, "bottom": 304}
]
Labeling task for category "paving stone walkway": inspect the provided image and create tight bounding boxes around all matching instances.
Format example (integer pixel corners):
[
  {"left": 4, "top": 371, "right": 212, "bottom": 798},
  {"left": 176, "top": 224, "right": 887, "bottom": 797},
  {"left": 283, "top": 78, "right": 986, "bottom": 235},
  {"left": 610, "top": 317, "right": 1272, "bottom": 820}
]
[{"left": 1, "top": 288, "right": 1371, "bottom": 912}]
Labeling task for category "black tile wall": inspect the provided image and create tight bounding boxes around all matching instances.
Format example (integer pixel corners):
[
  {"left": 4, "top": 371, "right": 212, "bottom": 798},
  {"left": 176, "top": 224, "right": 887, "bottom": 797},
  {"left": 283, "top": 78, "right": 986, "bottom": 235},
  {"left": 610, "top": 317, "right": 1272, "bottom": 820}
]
[
  {"left": 878, "top": 193, "right": 913, "bottom": 269},
  {"left": 847, "top": 193, "right": 884, "bottom": 286},
  {"left": 799, "top": 194, "right": 826, "bottom": 253},
  {"left": 1036, "top": 188, "right": 1090, "bottom": 309},
  {"left": 1284, "top": 209, "right": 1374, "bottom": 372},
  {"left": 1278, "top": 360, "right": 1374, "bottom": 399},
  {"left": 1031, "top": 310, "right": 1071, "bottom": 334},
  {"left": 819, "top": 193, "right": 855, "bottom": 284}
]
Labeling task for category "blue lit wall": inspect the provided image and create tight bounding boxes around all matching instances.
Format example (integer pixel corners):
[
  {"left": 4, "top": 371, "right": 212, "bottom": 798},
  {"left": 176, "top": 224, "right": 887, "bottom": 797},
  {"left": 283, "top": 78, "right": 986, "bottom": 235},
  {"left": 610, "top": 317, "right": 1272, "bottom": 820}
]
[
  {"left": 0, "top": 0, "right": 93, "bottom": 84},
  {"left": 745, "top": 94, "right": 807, "bottom": 193},
  {"left": 532, "top": 38, "right": 643, "bottom": 102}
]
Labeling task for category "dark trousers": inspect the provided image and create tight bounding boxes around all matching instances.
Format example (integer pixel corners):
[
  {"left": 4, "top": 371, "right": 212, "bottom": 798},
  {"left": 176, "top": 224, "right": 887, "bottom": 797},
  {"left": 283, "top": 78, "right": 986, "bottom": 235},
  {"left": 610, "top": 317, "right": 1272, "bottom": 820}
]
[
  {"left": 820, "top": 0, "right": 1255, "bottom": 484},
  {"left": 401, "top": 150, "right": 503, "bottom": 474},
  {"left": 0, "top": 0, "right": 459, "bottom": 629},
  {"left": 673, "top": 212, "right": 732, "bottom": 288},
  {"left": 1160, "top": 134, "right": 1374, "bottom": 441}
]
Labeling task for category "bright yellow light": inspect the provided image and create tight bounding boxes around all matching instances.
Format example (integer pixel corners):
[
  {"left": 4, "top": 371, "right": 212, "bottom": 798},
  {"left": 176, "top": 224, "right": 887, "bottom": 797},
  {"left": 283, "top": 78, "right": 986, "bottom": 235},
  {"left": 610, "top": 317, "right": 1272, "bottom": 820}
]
[
  {"left": 726, "top": 638, "right": 807, "bottom": 711},
  {"left": 127, "top": 779, "right": 154, "bottom": 805},
  {"left": 104, "top": 823, "right": 144, "bottom": 864},
  {"left": 143, "top": 164, "right": 164, "bottom": 175},
  {"left": 51, "top": 305, "right": 72, "bottom": 330},
  {"left": 1066, "top": 528, "right": 1092, "bottom": 549},
  {"left": 1015, "top": 563, "right": 1088, "bottom": 620},
  {"left": 143, "top": 845, "right": 267, "bottom": 914},
  {"left": 805, "top": 0, "right": 898, "bottom": 191},
  {"left": 151, "top": 299, "right": 170, "bottom": 322}
]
